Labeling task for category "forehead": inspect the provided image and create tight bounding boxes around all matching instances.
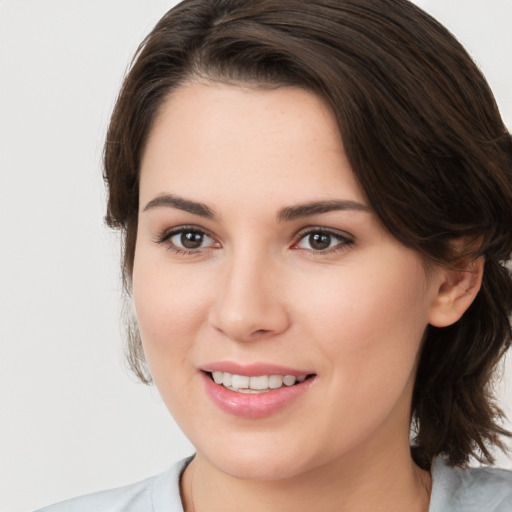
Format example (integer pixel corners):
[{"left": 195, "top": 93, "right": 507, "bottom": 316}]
[{"left": 139, "top": 82, "right": 366, "bottom": 210}]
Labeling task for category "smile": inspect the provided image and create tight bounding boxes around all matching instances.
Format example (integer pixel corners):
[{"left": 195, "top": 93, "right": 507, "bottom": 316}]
[
  {"left": 210, "top": 371, "right": 308, "bottom": 393},
  {"left": 201, "top": 366, "right": 317, "bottom": 418}
]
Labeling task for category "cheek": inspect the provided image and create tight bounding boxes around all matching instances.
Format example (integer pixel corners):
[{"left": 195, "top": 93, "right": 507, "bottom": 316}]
[
  {"left": 299, "top": 260, "right": 431, "bottom": 398},
  {"left": 299, "top": 262, "right": 429, "bottom": 344},
  {"left": 132, "top": 251, "right": 211, "bottom": 372},
  {"left": 132, "top": 259, "right": 212, "bottom": 425}
]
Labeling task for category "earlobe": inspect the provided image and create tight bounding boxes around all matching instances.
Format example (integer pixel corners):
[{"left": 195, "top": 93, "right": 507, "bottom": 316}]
[{"left": 428, "top": 257, "right": 484, "bottom": 328}]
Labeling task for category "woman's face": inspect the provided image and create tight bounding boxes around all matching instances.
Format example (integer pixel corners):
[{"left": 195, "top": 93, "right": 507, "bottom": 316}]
[{"left": 134, "top": 83, "right": 444, "bottom": 480}]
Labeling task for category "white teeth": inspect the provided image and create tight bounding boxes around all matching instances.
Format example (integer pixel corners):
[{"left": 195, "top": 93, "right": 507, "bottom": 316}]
[
  {"left": 268, "top": 375, "right": 283, "bottom": 389},
  {"left": 249, "top": 375, "right": 269, "bottom": 390},
  {"left": 209, "top": 371, "right": 309, "bottom": 393},
  {"left": 212, "top": 371, "right": 223, "bottom": 384},
  {"left": 222, "top": 372, "right": 232, "bottom": 387},
  {"left": 231, "top": 374, "right": 250, "bottom": 389},
  {"left": 283, "top": 375, "right": 296, "bottom": 386}
]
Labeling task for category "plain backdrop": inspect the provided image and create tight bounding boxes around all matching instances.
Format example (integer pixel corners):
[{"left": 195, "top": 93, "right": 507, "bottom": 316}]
[{"left": 0, "top": 1, "right": 511, "bottom": 511}]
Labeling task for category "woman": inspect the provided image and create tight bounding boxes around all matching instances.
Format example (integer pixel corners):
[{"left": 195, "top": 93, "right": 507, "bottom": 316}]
[{"left": 37, "top": 0, "right": 512, "bottom": 510}]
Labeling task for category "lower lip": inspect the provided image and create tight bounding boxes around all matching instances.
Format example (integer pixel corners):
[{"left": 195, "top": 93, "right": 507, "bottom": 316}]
[{"left": 201, "top": 372, "right": 315, "bottom": 419}]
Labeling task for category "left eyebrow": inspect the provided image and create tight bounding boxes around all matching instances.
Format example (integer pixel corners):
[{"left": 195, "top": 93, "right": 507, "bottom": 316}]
[
  {"left": 142, "top": 194, "right": 216, "bottom": 219},
  {"left": 277, "top": 200, "right": 370, "bottom": 222}
]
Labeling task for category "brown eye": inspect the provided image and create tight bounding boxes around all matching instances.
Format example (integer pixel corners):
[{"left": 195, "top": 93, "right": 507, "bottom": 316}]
[
  {"left": 164, "top": 228, "right": 216, "bottom": 252},
  {"left": 180, "top": 230, "right": 205, "bottom": 249},
  {"left": 308, "top": 233, "right": 332, "bottom": 251},
  {"left": 295, "top": 229, "right": 352, "bottom": 252}
]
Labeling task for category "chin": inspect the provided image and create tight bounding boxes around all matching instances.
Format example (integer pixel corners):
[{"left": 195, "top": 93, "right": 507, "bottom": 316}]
[
  {"left": 197, "top": 438, "right": 321, "bottom": 481},
  {"left": 215, "top": 456, "right": 308, "bottom": 481}
]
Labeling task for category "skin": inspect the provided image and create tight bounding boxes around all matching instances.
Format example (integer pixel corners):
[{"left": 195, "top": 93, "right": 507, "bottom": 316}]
[{"left": 133, "top": 82, "right": 480, "bottom": 511}]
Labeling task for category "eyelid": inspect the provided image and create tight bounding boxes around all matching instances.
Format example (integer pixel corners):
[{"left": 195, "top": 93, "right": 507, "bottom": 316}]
[
  {"left": 291, "top": 226, "right": 354, "bottom": 252},
  {"left": 154, "top": 224, "right": 207, "bottom": 242},
  {"left": 154, "top": 225, "right": 220, "bottom": 253},
  {"left": 153, "top": 224, "right": 353, "bottom": 255}
]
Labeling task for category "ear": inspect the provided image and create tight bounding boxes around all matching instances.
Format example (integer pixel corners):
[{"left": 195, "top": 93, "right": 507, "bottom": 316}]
[{"left": 428, "top": 257, "right": 484, "bottom": 328}]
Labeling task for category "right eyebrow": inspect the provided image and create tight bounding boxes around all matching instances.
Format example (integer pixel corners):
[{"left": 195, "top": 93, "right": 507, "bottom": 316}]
[
  {"left": 277, "top": 199, "right": 370, "bottom": 222},
  {"left": 142, "top": 194, "right": 216, "bottom": 219}
]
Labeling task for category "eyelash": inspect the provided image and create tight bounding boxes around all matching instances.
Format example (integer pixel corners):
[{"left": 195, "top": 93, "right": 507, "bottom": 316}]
[
  {"left": 154, "top": 225, "right": 218, "bottom": 255},
  {"left": 292, "top": 227, "right": 354, "bottom": 255},
  {"left": 154, "top": 226, "right": 354, "bottom": 255}
]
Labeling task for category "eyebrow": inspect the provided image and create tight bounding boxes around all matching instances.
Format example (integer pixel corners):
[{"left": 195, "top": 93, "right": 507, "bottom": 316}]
[
  {"left": 277, "top": 200, "right": 369, "bottom": 222},
  {"left": 143, "top": 194, "right": 215, "bottom": 219},
  {"left": 143, "top": 194, "right": 369, "bottom": 222}
]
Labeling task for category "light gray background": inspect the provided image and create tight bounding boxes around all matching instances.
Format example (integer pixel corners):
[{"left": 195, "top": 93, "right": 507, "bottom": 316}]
[{"left": 0, "top": 1, "right": 510, "bottom": 511}]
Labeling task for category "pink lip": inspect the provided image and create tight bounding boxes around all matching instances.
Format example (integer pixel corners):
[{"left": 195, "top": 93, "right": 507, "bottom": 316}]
[
  {"left": 201, "top": 361, "right": 313, "bottom": 377},
  {"left": 200, "top": 365, "right": 316, "bottom": 419}
]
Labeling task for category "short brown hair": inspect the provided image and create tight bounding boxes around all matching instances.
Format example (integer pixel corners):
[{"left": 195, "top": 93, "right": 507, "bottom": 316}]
[{"left": 103, "top": 0, "right": 512, "bottom": 468}]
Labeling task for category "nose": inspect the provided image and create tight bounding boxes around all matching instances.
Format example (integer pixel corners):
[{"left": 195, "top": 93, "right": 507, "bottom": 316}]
[{"left": 208, "top": 251, "right": 290, "bottom": 342}]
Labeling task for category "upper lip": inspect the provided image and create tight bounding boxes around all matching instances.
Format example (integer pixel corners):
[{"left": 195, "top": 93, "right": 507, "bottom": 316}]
[{"left": 200, "top": 361, "right": 314, "bottom": 377}]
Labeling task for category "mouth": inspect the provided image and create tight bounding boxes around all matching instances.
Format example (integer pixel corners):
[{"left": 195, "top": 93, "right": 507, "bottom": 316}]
[
  {"left": 204, "top": 370, "right": 316, "bottom": 394},
  {"left": 200, "top": 366, "right": 317, "bottom": 418}
]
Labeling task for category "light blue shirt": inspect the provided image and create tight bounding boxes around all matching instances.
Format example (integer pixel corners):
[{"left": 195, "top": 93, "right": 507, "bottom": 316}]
[{"left": 35, "top": 456, "right": 512, "bottom": 512}]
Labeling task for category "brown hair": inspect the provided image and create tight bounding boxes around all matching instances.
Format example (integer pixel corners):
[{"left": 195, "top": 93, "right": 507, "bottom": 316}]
[{"left": 104, "top": 0, "right": 512, "bottom": 468}]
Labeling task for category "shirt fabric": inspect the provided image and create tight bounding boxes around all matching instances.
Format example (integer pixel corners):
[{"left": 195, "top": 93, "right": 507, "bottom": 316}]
[{"left": 35, "top": 456, "right": 512, "bottom": 512}]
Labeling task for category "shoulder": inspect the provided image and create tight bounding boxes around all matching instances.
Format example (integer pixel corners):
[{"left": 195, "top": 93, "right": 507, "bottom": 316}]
[
  {"left": 34, "top": 457, "right": 192, "bottom": 512},
  {"left": 430, "top": 457, "right": 512, "bottom": 512}
]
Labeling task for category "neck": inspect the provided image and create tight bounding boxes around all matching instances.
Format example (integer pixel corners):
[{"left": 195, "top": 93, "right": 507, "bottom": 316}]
[{"left": 181, "top": 441, "right": 431, "bottom": 512}]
